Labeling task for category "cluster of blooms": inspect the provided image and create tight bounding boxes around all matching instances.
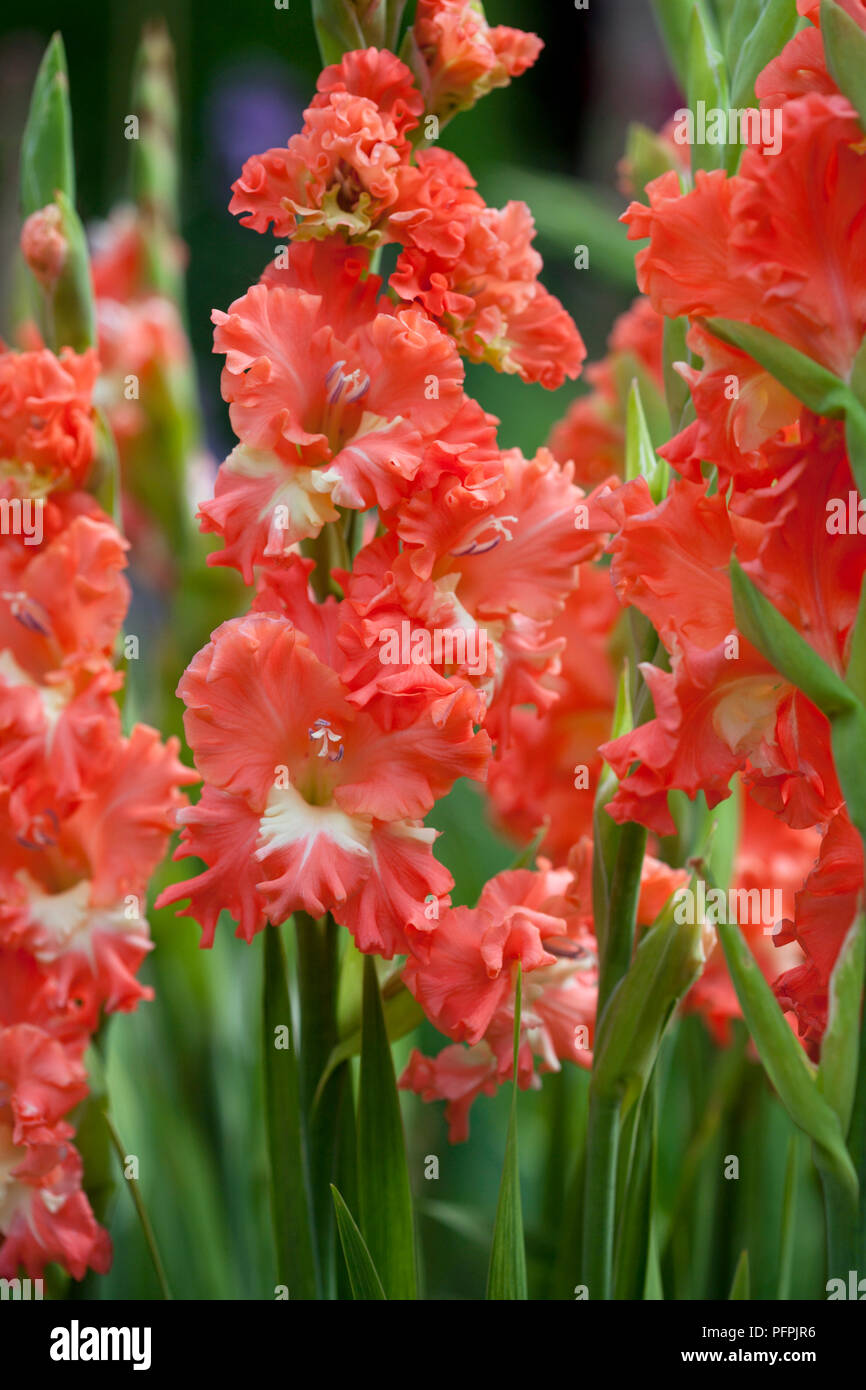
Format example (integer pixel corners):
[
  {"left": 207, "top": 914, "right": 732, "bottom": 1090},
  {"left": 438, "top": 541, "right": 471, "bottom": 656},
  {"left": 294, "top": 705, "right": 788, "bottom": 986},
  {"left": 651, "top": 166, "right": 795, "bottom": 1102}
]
[
  {"left": 400, "top": 843, "right": 686, "bottom": 1140},
  {"left": 487, "top": 297, "right": 664, "bottom": 864},
  {"left": 167, "top": 0, "right": 865, "bottom": 1133},
  {"left": 487, "top": 300, "right": 820, "bottom": 1043},
  {"left": 158, "top": 6, "right": 654, "bottom": 1137},
  {"left": 595, "top": 0, "right": 866, "bottom": 1053},
  {"left": 0, "top": 295, "right": 194, "bottom": 1277}
]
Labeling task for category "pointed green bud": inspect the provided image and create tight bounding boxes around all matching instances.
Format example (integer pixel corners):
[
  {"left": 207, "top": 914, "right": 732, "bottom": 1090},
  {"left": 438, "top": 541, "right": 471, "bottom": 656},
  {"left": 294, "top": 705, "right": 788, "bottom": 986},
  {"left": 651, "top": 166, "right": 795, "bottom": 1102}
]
[{"left": 20, "top": 33, "right": 75, "bottom": 216}]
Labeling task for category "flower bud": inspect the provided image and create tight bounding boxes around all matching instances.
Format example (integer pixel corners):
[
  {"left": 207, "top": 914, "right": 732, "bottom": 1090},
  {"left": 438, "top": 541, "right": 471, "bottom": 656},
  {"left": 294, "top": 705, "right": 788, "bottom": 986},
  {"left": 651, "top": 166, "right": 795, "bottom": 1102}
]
[{"left": 21, "top": 201, "right": 67, "bottom": 290}]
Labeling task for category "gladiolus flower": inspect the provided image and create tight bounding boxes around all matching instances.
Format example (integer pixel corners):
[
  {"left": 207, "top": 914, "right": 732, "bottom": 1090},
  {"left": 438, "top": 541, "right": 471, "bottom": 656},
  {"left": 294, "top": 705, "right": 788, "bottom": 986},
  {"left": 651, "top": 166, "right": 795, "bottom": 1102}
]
[
  {"left": 0, "top": 346, "right": 99, "bottom": 489},
  {"left": 203, "top": 279, "right": 465, "bottom": 578},
  {"left": 159, "top": 609, "right": 488, "bottom": 956},
  {"left": 411, "top": 0, "right": 542, "bottom": 121},
  {"left": 401, "top": 845, "right": 686, "bottom": 1137}
]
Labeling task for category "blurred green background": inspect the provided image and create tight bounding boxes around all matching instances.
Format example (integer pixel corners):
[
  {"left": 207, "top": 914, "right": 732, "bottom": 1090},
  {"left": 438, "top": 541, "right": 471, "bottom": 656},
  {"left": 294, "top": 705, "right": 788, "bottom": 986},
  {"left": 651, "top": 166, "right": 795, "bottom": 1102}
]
[{"left": 1, "top": 0, "right": 828, "bottom": 1300}]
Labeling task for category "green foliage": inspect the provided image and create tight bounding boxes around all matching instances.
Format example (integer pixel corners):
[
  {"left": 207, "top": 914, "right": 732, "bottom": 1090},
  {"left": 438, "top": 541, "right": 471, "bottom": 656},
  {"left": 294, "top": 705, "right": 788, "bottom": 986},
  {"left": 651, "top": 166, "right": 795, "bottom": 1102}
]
[
  {"left": 487, "top": 970, "right": 528, "bottom": 1300},
  {"left": 357, "top": 955, "right": 418, "bottom": 1299}
]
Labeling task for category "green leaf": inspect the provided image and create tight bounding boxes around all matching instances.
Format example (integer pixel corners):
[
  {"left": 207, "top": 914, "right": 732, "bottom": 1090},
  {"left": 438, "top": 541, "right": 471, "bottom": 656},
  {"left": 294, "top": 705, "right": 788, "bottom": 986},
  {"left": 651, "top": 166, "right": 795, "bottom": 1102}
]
[
  {"left": 650, "top": 0, "right": 696, "bottom": 89},
  {"left": 844, "top": 406, "right": 866, "bottom": 503},
  {"left": 581, "top": 1091, "right": 620, "bottom": 1300},
  {"left": 102, "top": 1109, "right": 173, "bottom": 1300},
  {"left": 311, "top": 1, "right": 371, "bottom": 67},
  {"left": 318, "top": 987, "right": 424, "bottom": 1104},
  {"left": 821, "top": 0, "right": 866, "bottom": 130},
  {"left": 728, "top": 1248, "right": 751, "bottom": 1299},
  {"left": 357, "top": 953, "right": 417, "bottom": 1298},
  {"left": 845, "top": 577, "right": 866, "bottom": 705},
  {"left": 732, "top": 557, "right": 866, "bottom": 840},
  {"left": 20, "top": 33, "right": 75, "bottom": 215},
  {"left": 657, "top": 1028, "right": 748, "bottom": 1256},
  {"left": 777, "top": 1135, "right": 800, "bottom": 1300},
  {"left": 592, "top": 665, "right": 635, "bottom": 948},
  {"left": 662, "top": 316, "right": 694, "bottom": 434},
  {"left": 704, "top": 318, "right": 850, "bottom": 414},
  {"left": 418, "top": 1199, "right": 491, "bottom": 1249},
  {"left": 705, "top": 787, "right": 741, "bottom": 897},
  {"left": 729, "top": 0, "right": 798, "bottom": 109},
  {"left": 687, "top": 3, "right": 729, "bottom": 173},
  {"left": 295, "top": 912, "right": 343, "bottom": 1295},
  {"left": 850, "top": 333, "right": 866, "bottom": 408},
  {"left": 487, "top": 967, "right": 528, "bottom": 1299},
  {"left": 18, "top": 40, "right": 96, "bottom": 356},
  {"left": 831, "top": 705, "right": 866, "bottom": 848},
  {"left": 818, "top": 913, "right": 866, "bottom": 1134},
  {"left": 554, "top": 1144, "right": 587, "bottom": 1299},
  {"left": 730, "top": 555, "right": 858, "bottom": 718},
  {"left": 717, "top": 920, "right": 857, "bottom": 1189},
  {"left": 625, "top": 378, "right": 669, "bottom": 503},
  {"left": 591, "top": 908, "right": 705, "bottom": 1113},
  {"left": 262, "top": 926, "right": 318, "bottom": 1300},
  {"left": 597, "top": 820, "right": 649, "bottom": 1019},
  {"left": 331, "top": 1186, "right": 387, "bottom": 1300},
  {"left": 643, "top": 1222, "right": 664, "bottom": 1299},
  {"left": 624, "top": 122, "right": 682, "bottom": 200},
  {"left": 50, "top": 190, "right": 97, "bottom": 352},
  {"left": 71, "top": 1041, "right": 116, "bottom": 1228},
  {"left": 385, "top": 0, "right": 409, "bottom": 52},
  {"left": 815, "top": 1143, "right": 860, "bottom": 1281},
  {"left": 611, "top": 351, "right": 671, "bottom": 450},
  {"left": 731, "top": 557, "right": 866, "bottom": 841},
  {"left": 723, "top": 0, "right": 766, "bottom": 57},
  {"left": 613, "top": 1080, "right": 658, "bottom": 1298}
]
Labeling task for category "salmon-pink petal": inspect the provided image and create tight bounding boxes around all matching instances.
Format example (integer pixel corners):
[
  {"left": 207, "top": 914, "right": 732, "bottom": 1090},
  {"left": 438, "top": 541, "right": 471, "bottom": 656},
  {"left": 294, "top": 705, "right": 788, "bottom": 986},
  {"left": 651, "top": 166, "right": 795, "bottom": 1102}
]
[
  {"left": 336, "top": 687, "right": 490, "bottom": 821},
  {"left": 157, "top": 785, "right": 268, "bottom": 946},
  {"left": 255, "top": 784, "right": 372, "bottom": 922},
  {"left": 398, "top": 1042, "right": 500, "bottom": 1143},
  {"left": 336, "top": 820, "right": 453, "bottom": 958},
  {"left": 178, "top": 614, "right": 346, "bottom": 809}
]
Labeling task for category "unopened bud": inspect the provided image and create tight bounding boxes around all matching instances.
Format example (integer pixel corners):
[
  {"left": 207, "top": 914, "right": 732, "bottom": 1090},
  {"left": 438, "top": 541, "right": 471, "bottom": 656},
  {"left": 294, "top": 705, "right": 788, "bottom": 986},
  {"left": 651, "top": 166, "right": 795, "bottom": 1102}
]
[{"left": 21, "top": 202, "right": 67, "bottom": 290}]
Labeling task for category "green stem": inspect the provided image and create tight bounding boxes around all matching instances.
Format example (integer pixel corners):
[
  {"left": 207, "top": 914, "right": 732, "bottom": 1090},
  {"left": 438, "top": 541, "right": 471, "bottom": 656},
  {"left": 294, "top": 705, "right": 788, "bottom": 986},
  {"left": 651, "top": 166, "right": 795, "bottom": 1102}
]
[
  {"left": 583, "top": 814, "right": 647, "bottom": 1301},
  {"left": 816, "top": 1144, "right": 860, "bottom": 1284},
  {"left": 613, "top": 1075, "right": 657, "bottom": 1299},
  {"left": 777, "top": 1134, "right": 800, "bottom": 1300},
  {"left": 131, "top": 21, "right": 184, "bottom": 306},
  {"left": 103, "top": 1111, "right": 173, "bottom": 1300},
  {"left": 303, "top": 515, "right": 350, "bottom": 601},
  {"left": 295, "top": 911, "right": 342, "bottom": 1297},
  {"left": 581, "top": 1091, "right": 620, "bottom": 1300},
  {"left": 597, "top": 821, "right": 648, "bottom": 1020},
  {"left": 262, "top": 926, "right": 318, "bottom": 1299}
]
